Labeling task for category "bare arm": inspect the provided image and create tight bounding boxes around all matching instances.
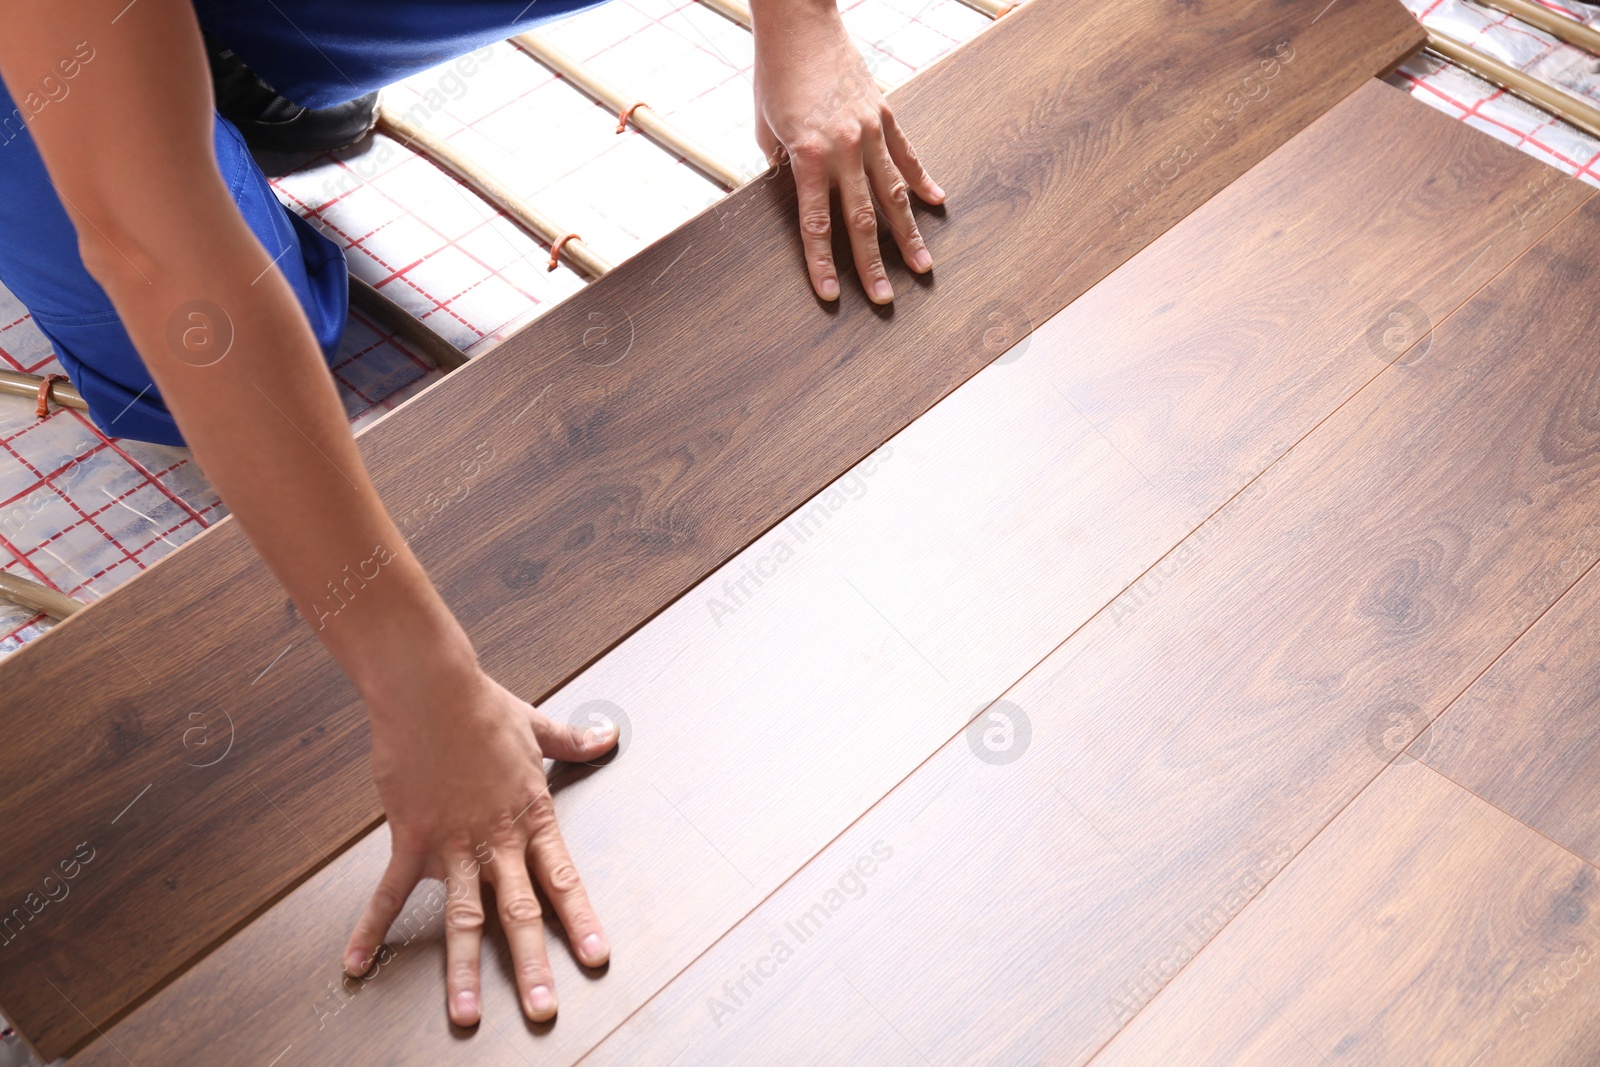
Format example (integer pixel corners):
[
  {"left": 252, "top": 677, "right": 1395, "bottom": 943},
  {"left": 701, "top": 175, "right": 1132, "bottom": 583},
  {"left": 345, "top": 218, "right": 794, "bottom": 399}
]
[{"left": 0, "top": 0, "right": 615, "bottom": 1026}]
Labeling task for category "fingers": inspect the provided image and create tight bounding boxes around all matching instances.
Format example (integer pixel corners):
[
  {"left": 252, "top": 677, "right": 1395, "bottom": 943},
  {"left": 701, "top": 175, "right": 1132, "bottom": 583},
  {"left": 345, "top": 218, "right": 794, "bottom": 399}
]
[
  {"left": 529, "top": 708, "right": 618, "bottom": 763},
  {"left": 839, "top": 167, "right": 893, "bottom": 305},
  {"left": 486, "top": 850, "right": 558, "bottom": 1022},
  {"left": 883, "top": 111, "right": 945, "bottom": 205},
  {"left": 443, "top": 859, "right": 486, "bottom": 1026},
  {"left": 526, "top": 793, "right": 610, "bottom": 970},
  {"left": 865, "top": 134, "right": 930, "bottom": 275},
  {"left": 791, "top": 148, "right": 840, "bottom": 302},
  {"left": 345, "top": 847, "right": 423, "bottom": 977}
]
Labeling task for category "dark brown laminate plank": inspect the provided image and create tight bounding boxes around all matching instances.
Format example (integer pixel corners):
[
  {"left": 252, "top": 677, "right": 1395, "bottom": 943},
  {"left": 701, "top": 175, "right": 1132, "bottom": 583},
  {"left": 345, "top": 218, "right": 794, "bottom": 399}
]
[
  {"left": 1417, "top": 496, "right": 1600, "bottom": 866},
  {"left": 64, "top": 82, "right": 1587, "bottom": 1066},
  {"left": 550, "top": 166, "right": 1600, "bottom": 1066},
  {"left": 1088, "top": 761, "right": 1600, "bottom": 1065},
  {"left": 0, "top": 0, "right": 1428, "bottom": 1055}
]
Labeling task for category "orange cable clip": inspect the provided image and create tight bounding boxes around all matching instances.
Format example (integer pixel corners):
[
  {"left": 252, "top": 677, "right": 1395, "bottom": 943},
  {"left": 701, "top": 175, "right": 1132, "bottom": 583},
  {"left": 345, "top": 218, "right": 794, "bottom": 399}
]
[
  {"left": 616, "top": 101, "right": 649, "bottom": 133},
  {"left": 548, "top": 233, "right": 581, "bottom": 271},
  {"left": 35, "top": 374, "right": 68, "bottom": 419}
]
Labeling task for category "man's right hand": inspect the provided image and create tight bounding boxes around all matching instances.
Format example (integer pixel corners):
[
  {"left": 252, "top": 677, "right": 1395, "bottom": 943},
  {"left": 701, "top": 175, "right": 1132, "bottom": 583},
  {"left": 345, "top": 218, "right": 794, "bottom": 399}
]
[{"left": 345, "top": 668, "right": 619, "bottom": 1025}]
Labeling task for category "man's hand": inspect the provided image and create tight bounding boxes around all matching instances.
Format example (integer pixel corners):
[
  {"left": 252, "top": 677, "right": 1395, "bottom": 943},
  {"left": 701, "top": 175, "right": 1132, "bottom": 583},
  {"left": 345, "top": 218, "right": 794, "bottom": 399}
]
[
  {"left": 750, "top": 0, "right": 946, "bottom": 304},
  {"left": 345, "top": 669, "right": 619, "bottom": 1026}
]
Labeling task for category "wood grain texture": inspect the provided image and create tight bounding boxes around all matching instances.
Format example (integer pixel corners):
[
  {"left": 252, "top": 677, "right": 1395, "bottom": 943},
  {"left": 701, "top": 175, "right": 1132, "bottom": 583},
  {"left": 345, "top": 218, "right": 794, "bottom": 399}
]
[
  {"left": 1421, "top": 444, "right": 1600, "bottom": 868},
  {"left": 67, "top": 82, "right": 1582, "bottom": 1066},
  {"left": 563, "top": 155, "right": 1600, "bottom": 1065},
  {"left": 0, "top": 1, "right": 1428, "bottom": 1056},
  {"left": 1089, "top": 760, "right": 1600, "bottom": 1066}
]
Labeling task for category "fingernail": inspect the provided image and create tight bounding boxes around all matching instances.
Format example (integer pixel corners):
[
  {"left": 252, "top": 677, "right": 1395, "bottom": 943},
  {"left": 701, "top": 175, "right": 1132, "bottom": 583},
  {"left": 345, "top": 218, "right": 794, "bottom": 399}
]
[
  {"left": 912, "top": 248, "right": 932, "bottom": 272},
  {"left": 455, "top": 989, "right": 479, "bottom": 1023},
  {"left": 586, "top": 717, "right": 618, "bottom": 746},
  {"left": 873, "top": 280, "right": 894, "bottom": 303},
  {"left": 931, "top": 183, "right": 947, "bottom": 201},
  {"left": 580, "top": 932, "right": 609, "bottom": 964},
  {"left": 528, "top": 985, "right": 556, "bottom": 1017},
  {"left": 821, "top": 277, "right": 840, "bottom": 301},
  {"left": 345, "top": 949, "right": 369, "bottom": 975}
]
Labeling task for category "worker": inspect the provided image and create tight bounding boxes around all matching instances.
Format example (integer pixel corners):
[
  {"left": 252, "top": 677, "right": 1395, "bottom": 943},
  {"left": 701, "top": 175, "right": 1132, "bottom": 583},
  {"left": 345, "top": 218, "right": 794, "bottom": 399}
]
[{"left": 0, "top": 0, "right": 945, "bottom": 1030}]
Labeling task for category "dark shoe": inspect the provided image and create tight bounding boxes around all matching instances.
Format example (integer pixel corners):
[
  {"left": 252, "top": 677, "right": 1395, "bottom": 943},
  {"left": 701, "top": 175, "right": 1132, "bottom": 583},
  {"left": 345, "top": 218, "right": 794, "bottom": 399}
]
[{"left": 206, "top": 35, "right": 379, "bottom": 154}]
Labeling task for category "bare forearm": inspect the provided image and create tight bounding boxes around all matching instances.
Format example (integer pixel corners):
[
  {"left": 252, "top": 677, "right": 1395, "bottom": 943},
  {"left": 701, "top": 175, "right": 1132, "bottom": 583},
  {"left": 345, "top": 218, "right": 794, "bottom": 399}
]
[
  {"left": 747, "top": 0, "right": 846, "bottom": 67},
  {"left": 3, "top": 0, "right": 475, "bottom": 707},
  {"left": 90, "top": 200, "right": 475, "bottom": 703}
]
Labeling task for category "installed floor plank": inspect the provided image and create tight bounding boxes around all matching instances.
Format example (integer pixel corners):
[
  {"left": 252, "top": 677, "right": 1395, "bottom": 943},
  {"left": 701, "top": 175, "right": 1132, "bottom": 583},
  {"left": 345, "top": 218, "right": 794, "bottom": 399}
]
[
  {"left": 1422, "top": 537, "right": 1600, "bottom": 868},
  {"left": 0, "top": 0, "right": 1427, "bottom": 1056},
  {"left": 1089, "top": 760, "right": 1600, "bottom": 1066},
  {"left": 67, "top": 83, "right": 1586, "bottom": 1066},
  {"left": 567, "top": 145, "right": 1600, "bottom": 1065}
]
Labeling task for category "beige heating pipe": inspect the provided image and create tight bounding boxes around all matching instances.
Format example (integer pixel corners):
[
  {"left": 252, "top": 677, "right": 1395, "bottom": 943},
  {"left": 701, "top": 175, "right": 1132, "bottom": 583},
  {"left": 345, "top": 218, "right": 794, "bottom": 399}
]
[
  {"left": 1427, "top": 28, "right": 1600, "bottom": 140},
  {"left": 347, "top": 274, "right": 469, "bottom": 371},
  {"left": 512, "top": 32, "right": 748, "bottom": 189},
  {"left": 0, "top": 369, "right": 86, "bottom": 413},
  {"left": 1479, "top": 0, "right": 1600, "bottom": 56},
  {"left": 376, "top": 106, "right": 614, "bottom": 278},
  {"left": 0, "top": 572, "right": 81, "bottom": 621}
]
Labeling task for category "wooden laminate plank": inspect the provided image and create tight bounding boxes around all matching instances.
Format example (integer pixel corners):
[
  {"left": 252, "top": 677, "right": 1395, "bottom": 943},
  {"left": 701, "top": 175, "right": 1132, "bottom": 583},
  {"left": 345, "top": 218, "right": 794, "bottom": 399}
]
[
  {"left": 0, "top": 0, "right": 1427, "bottom": 1056},
  {"left": 66, "top": 82, "right": 1583, "bottom": 1066},
  {"left": 1420, "top": 507, "right": 1600, "bottom": 866},
  {"left": 1089, "top": 761, "right": 1600, "bottom": 1065},
  {"left": 553, "top": 164, "right": 1600, "bottom": 1065}
]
